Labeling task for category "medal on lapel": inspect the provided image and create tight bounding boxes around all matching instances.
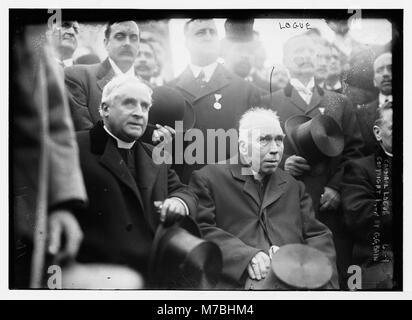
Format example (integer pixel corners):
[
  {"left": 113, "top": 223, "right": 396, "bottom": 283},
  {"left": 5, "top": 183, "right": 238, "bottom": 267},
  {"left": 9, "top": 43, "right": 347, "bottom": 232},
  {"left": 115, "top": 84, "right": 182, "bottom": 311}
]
[
  {"left": 213, "top": 94, "right": 222, "bottom": 110},
  {"left": 318, "top": 107, "right": 325, "bottom": 115}
]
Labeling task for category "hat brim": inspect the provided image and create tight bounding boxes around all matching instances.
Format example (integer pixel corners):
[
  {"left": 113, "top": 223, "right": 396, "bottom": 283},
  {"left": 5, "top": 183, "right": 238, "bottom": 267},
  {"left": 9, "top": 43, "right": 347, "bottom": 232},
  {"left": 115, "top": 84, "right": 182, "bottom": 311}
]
[
  {"left": 182, "top": 100, "right": 196, "bottom": 132},
  {"left": 284, "top": 115, "right": 312, "bottom": 155}
]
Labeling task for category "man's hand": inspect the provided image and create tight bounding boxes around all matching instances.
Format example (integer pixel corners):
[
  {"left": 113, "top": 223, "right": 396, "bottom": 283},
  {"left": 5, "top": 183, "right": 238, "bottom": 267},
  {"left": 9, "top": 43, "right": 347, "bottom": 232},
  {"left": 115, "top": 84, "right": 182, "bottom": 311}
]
[
  {"left": 319, "top": 187, "right": 341, "bottom": 211},
  {"left": 158, "top": 198, "right": 188, "bottom": 224},
  {"left": 284, "top": 155, "right": 311, "bottom": 177},
  {"left": 247, "top": 251, "right": 271, "bottom": 281},
  {"left": 152, "top": 124, "right": 175, "bottom": 145},
  {"left": 48, "top": 210, "right": 83, "bottom": 260}
]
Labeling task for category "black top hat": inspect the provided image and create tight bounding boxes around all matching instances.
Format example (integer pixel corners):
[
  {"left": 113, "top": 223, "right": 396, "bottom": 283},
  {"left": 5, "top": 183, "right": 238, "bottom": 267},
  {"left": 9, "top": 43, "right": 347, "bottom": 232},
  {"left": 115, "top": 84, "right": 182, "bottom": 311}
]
[
  {"left": 245, "top": 244, "right": 333, "bottom": 290},
  {"left": 149, "top": 85, "right": 196, "bottom": 132},
  {"left": 148, "top": 216, "right": 222, "bottom": 289},
  {"left": 285, "top": 115, "right": 344, "bottom": 165},
  {"left": 224, "top": 19, "right": 255, "bottom": 43}
]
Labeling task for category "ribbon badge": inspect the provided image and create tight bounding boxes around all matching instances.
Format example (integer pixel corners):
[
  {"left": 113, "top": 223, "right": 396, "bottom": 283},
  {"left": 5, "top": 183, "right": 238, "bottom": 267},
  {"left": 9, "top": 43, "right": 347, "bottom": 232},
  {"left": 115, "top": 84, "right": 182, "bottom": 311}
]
[
  {"left": 318, "top": 107, "right": 325, "bottom": 115},
  {"left": 213, "top": 94, "right": 222, "bottom": 110}
]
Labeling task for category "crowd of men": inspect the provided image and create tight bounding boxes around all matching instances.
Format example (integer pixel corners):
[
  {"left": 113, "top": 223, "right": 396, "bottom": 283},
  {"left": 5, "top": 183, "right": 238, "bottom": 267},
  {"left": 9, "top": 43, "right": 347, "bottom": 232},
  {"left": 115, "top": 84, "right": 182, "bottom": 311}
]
[{"left": 12, "top": 17, "right": 395, "bottom": 290}]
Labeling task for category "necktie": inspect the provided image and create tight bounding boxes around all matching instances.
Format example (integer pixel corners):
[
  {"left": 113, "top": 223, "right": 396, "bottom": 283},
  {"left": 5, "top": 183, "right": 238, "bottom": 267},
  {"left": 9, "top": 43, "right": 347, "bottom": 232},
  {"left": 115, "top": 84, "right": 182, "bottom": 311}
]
[
  {"left": 196, "top": 70, "right": 207, "bottom": 89},
  {"left": 119, "top": 148, "right": 136, "bottom": 178}
]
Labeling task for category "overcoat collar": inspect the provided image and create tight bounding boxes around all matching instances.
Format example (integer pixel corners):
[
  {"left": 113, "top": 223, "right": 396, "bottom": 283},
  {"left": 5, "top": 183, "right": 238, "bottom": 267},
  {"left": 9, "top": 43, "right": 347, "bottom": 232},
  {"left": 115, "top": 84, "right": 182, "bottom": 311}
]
[
  {"left": 175, "top": 63, "right": 231, "bottom": 102},
  {"left": 96, "top": 58, "right": 115, "bottom": 92},
  {"left": 283, "top": 81, "right": 325, "bottom": 114},
  {"left": 230, "top": 163, "right": 286, "bottom": 212},
  {"left": 89, "top": 121, "right": 160, "bottom": 211}
]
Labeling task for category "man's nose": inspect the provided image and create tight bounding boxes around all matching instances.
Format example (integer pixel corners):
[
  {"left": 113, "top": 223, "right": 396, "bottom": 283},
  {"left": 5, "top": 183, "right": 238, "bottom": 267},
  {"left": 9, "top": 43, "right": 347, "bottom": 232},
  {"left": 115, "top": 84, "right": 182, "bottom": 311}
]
[
  {"left": 268, "top": 141, "right": 279, "bottom": 153},
  {"left": 382, "top": 66, "right": 391, "bottom": 77}
]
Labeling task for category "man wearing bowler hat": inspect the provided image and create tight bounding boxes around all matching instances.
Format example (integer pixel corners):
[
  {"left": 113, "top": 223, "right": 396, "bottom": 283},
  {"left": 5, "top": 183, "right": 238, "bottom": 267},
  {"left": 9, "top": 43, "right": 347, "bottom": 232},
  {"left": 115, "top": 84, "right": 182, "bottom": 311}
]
[
  {"left": 262, "top": 34, "right": 364, "bottom": 287},
  {"left": 168, "top": 19, "right": 262, "bottom": 183},
  {"left": 73, "top": 75, "right": 198, "bottom": 287},
  {"left": 190, "top": 108, "right": 338, "bottom": 289}
]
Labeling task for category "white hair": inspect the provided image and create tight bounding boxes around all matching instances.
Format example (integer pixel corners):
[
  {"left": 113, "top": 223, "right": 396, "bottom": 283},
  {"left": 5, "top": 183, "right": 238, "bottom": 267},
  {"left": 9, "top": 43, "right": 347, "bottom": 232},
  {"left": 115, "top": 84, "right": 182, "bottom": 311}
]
[
  {"left": 99, "top": 75, "right": 153, "bottom": 117},
  {"left": 238, "top": 107, "right": 280, "bottom": 142}
]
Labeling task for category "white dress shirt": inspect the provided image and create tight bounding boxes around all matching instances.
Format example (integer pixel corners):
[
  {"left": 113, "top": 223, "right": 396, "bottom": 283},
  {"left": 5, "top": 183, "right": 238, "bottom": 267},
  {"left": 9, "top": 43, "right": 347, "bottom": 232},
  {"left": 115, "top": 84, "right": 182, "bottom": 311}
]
[
  {"left": 109, "top": 58, "right": 136, "bottom": 77},
  {"left": 290, "top": 77, "right": 315, "bottom": 105},
  {"left": 379, "top": 92, "right": 393, "bottom": 107},
  {"left": 189, "top": 61, "right": 218, "bottom": 83}
]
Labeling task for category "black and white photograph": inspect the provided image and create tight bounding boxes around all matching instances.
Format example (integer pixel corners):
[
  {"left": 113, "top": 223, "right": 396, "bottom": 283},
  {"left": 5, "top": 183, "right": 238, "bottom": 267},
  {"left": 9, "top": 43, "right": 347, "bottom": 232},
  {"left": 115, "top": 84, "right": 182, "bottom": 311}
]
[{"left": 3, "top": 0, "right": 409, "bottom": 303}]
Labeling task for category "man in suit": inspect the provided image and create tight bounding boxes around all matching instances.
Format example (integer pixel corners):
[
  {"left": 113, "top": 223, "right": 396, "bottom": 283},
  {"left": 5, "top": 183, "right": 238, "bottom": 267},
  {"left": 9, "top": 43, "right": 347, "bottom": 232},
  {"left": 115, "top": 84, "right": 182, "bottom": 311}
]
[
  {"left": 189, "top": 108, "right": 338, "bottom": 289},
  {"left": 49, "top": 21, "right": 80, "bottom": 68},
  {"left": 74, "top": 75, "right": 197, "bottom": 286},
  {"left": 356, "top": 52, "right": 392, "bottom": 156},
  {"left": 342, "top": 102, "right": 394, "bottom": 289},
  {"left": 134, "top": 38, "right": 161, "bottom": 87},
  {"left": 325, "top": 44, "right": 345, "bottom": 94},
  {"left": 65, "top": 20, "right": 144, "bottom": 132},
  {"left": 168, "top": 19, "right": 261, "bottom": 183},
  {"left": 262, "top": 34, "right": 364, "bottom": 287}
]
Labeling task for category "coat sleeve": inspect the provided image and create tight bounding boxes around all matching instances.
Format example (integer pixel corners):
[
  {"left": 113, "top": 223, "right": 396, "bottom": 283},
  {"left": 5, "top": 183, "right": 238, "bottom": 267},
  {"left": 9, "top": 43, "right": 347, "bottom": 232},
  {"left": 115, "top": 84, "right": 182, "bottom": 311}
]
[
  {"left": 166, "top": 165, "right": 198, "bottom": 217},
  {"left": 64, "top": 67, "right": 94, "bottom": 131},
  {"left": 327, "top": 96, "right": 364, "bottom": 191},
  {"left": 299, "top": 181, "right": 339, "bottom": 289},
  {"left": 189, "top": 170, "right": 261, "bottom": 285},
  {"left": 43, "top": 47, "right": 88, "bottom": 209},
  {"left": 341, "top": 160, "right": 376, "bottom": 241}
]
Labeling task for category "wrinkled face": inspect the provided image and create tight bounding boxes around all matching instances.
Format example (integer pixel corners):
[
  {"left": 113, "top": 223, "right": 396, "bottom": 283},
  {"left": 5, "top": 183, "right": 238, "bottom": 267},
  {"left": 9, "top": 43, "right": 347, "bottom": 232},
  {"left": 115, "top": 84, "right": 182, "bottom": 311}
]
[
  {"left": 134, "top": 42, "right": 157, "bottom": 80},
  {"left": 374, "top": 108, "right": 393, "bottom": 154},
  {"left": 328, "top": 46, "right": 342, "bottom": 77},
  {"left": 223, "top": 41, "right": 254, "bottom": 78},
  {"left": 52, "top": 23, "right": 78, "bottom": 53},
  {"left": 105, "top": 21, "right": 140, "bottom": 68},
  {"left": 185, "top": 20, "right": 220, "bottom": 66},
  {"left": 240, "top": 119, "right": 285, "bottom": 175},
  {"left": 314, "top": 43, "right": 331, "bottom": 82},
  {"left": 284, "top": 37, "right": 316, "bottom": 78},
  {"left": 374, "top": 54, "right": 392, "bottom": 95},
  {"left": 103, "top": 83, "right": 152, "bottom": 142}
]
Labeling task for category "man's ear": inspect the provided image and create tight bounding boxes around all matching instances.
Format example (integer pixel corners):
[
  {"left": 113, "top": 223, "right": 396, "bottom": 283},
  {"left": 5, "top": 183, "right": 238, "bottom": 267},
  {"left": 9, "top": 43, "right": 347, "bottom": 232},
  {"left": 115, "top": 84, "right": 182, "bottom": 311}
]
[
  {"left": 100, "top": 102, "right": 110, "bottom": 117},
  {"left": 373, "top": 125, "right": 381, "bottom": 142},
  {"left": 239, "top": 140, "right": 251, "bottom": 158}
]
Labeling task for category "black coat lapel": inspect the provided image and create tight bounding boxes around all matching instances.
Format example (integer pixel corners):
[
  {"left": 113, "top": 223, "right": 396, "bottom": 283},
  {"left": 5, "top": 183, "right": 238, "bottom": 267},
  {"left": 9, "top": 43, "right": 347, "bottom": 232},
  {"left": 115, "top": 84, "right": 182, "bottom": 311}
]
[
  {"left": 307, "top": 85, "right": 325, "bottom": 114},
  {"left": 99, "top": 137, "right": 145, "bottom": 210},
  {"left": 96, "top": 58, "right": 115, "bottom": 92},
  {"left": 230, "top": 164, "right": 260, "bottom": 208},
  {"left": 261, "top": 171, "right": 286, "bottom": 211},
  {"left": 285, "top": 83, "right": 308, "bottom": 113}
]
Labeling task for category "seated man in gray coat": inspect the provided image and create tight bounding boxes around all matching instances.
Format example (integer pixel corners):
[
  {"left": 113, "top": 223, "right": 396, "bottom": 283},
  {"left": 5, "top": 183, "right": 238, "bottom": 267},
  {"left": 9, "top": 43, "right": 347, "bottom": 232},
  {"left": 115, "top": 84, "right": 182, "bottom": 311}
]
[{"left": 189, "top": 108, "right": 338, "bottom": 289}]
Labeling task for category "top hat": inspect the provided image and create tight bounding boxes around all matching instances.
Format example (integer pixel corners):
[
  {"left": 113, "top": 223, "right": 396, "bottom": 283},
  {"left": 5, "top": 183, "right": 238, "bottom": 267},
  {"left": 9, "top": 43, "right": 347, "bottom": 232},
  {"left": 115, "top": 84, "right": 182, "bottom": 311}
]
[
  {"left": 148, "top": 216, "right": 222, "bottom": 289},
  {"left": 245, "top": 244, "right": 333, "bottom": 290},
  {"left": 149, "top": 85, "right": 196, "bottom": 132},
  {"left": 224, "top": 19, "right": 255, "bottom": 43},
  {"left": 284, "top": 115, "right": 344, "bottom": 165}
]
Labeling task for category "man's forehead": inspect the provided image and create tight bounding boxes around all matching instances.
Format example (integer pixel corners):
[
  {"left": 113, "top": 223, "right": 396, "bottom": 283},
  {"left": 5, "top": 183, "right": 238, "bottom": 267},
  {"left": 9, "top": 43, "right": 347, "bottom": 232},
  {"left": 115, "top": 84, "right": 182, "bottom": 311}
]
[
  {"left": 374, "top": 53, "right": 392, "bottom": 70},
  {"left": 287, "top": 37, "right": 315, "bottom": 52},
  {"left": 115, "top": 83, "right": 151, "bottom": 100},
  {"left": 242, "top": 117, "right": 283, "bottom": 134},
  {"left": 111, "top": 21, "right": 139, "bottom": 34}
]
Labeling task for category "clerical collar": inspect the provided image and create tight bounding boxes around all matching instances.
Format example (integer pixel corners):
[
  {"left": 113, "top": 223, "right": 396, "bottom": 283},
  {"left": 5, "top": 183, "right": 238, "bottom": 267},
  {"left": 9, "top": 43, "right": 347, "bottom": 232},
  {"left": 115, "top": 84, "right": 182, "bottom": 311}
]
[
  {"left": 379, "top": 92, "right": 393, "bottom": 107},
  {"left": 189, "top": 61, "right": 218, "bottom": 83},
  {"left": 109, "top": 58, "right": 135, "bottom": 77},
  {"left": 103, "top": 125, "right": 136, "bottom": 149}
]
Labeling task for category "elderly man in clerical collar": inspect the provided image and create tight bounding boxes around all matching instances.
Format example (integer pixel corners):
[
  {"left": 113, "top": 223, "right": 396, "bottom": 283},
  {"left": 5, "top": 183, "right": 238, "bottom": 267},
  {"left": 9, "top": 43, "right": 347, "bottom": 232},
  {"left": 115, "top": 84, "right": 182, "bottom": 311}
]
[{"left": 73, "top": 75, "right": 197, "bottom": 285}]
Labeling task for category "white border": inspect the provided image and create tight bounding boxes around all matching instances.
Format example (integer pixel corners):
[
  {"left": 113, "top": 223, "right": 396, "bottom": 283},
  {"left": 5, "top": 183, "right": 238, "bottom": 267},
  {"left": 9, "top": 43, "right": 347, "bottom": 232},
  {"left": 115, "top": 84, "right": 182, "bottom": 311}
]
[{"left": 2, "top": 0, "right": 410, "bottom": 300}]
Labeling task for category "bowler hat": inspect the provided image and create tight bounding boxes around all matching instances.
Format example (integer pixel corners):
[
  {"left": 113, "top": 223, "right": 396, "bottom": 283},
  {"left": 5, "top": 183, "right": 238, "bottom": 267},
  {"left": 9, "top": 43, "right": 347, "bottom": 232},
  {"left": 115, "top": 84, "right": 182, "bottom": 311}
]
[
  {"left": 149, "top": 85, "right": 196, "bottom": 132},
  {"left": 148, "top": 216, "right": 222, "bottom": 289},
  {"left": 245, "top": 244, "right": 333, "bottom": 290},
  {"left": 224, "top": 19, "right": 255, "bottom": 43},
  {"left": 285, "top": 115, "right": 344, "bottom": 165}
]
